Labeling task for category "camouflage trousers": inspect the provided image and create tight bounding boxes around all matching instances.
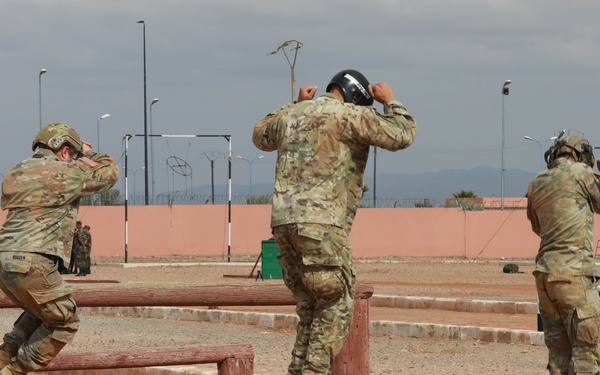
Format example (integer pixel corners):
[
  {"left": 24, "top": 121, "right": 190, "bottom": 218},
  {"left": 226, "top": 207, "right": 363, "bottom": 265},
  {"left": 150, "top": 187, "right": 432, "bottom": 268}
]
[
  {"left": 73, "top": 247, "right": 87, "bottom": 271},
  {"left": 535, "top": 271, "right": 600, "bottom": 375},
  {"left": 273, "top": 223, "right": 356, "bottom": 375},
  {"left": 0, "top": 252, "right": 79, "bottom": 372}
]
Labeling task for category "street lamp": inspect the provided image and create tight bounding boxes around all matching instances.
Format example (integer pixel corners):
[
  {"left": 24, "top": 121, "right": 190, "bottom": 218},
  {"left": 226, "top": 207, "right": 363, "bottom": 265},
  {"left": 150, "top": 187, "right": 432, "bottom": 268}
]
[
  {"left": 150, "top": 97, "right": 159, "bottom": 204},
  {"left": 524, "top": 136, "right": 544, "bottom": 170},
  {"left": 268, "top": 40, "right": 303, "bottom": 102},
  {"left": 96, "top": 114, "right": 111, "bottom": 153},
  {"left": 137, "top": 20, "right": 149, "bottom": 206},
  {"left": 38, "top": 68, "right": 47, "bottom": 130},
  {"left": 236, "top": 155, "right": 264, "bottom": 195},
  {"left": 500, "top": 79, "right": 511, "bottom": 211}
]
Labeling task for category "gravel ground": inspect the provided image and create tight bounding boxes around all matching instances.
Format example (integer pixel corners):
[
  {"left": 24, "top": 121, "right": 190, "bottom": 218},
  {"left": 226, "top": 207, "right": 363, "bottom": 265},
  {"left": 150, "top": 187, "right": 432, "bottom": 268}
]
[{"left": 3, "top": 255, "right": 550, "bottom": 374}]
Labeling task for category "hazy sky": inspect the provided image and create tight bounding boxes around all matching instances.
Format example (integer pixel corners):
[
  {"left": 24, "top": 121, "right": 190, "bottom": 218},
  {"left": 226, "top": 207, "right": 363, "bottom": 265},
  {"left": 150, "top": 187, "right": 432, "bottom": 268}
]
[{"left": 2, "top": 1, "right": 600, "bottom": 197}]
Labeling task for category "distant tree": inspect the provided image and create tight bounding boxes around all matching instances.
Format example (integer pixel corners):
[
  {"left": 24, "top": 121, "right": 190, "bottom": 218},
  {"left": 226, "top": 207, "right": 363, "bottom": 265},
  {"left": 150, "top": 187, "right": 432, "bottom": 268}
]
[
  {"left": 414, "top": 199, "right": 434, "bottom": 208},
  {"left": 446, "top": 189, "right": 483, "bottom": 211},
  {"left": 452, "top": 190, "right": 477, "bottom": 198}
]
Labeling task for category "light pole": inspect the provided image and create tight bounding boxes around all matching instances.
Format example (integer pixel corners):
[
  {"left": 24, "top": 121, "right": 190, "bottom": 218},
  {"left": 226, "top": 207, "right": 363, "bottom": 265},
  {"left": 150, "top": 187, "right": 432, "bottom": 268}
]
[
  {"left": 524, "top": 136, "right": 544, "bottom": 170},
  {"left": 500, "top": 79, "right": 511, "bottom": 211},
  {"left": 137, "top": 20, "right": 149, "bottom": 206},
  {"left": 38, "top": 68, "right": 47, "bottom": 130},
  {"left": 150, "top": 97, "right": 159, "bottom": 204},
  {"left": 96, "top": 114, "right": 111, "bottom": 153},
  {"left": 131, "top": 167, "right": 145, "bottom": 206},
  {"left": 268, "top": 40, "right": 303, "bottom": 102},
  {"left": 236, "top": 155, "right": 264, "bottom": 195}
]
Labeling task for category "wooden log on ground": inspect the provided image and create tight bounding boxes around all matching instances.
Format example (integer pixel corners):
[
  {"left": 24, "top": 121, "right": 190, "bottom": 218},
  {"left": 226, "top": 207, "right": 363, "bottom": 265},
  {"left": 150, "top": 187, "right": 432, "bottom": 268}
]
[
  {"left": 0, "top": 283, "right": 374, "bottom": 308},
  {"left": 39, "top": 343, "right": 253, "bottom": 373}
]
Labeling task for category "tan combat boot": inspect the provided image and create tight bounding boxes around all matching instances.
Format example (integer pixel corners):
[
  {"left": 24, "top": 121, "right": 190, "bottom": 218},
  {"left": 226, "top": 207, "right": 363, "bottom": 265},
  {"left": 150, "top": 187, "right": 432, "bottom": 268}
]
[
  {"left": 0, "top": 359, "right": 27, "bottom": 375},
  {"left": 0, "top": 343, "right": 18, "bottom": 369}
]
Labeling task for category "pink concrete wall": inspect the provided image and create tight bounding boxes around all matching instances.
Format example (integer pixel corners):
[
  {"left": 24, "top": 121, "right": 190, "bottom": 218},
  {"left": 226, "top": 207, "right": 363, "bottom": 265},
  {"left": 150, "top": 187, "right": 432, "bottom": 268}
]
[
  {"left": 350, "top": 208, "right": 466, "bottom": 258},
  {"left": 0, "top": 205, "right": 593, "bottom": 260}
]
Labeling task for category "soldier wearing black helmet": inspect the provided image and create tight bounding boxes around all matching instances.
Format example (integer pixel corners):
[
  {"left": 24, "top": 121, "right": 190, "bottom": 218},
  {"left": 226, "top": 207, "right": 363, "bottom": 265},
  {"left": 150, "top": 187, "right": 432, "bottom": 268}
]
[
  {"left": 0, "top": 123, "right": 119, "bottom": 374},
  {"left": 253, "top": 70, "right": 416, "bottom": 374},
  {"left": 527, "top": 130, "right": 600, "bottom": 374}
]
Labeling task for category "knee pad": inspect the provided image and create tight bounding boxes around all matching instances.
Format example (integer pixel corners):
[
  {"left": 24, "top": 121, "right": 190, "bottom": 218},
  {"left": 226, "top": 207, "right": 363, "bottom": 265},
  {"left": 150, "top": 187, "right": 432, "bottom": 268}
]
[{"left": 302, "top": 266, "right": 346, "bottom": 301}]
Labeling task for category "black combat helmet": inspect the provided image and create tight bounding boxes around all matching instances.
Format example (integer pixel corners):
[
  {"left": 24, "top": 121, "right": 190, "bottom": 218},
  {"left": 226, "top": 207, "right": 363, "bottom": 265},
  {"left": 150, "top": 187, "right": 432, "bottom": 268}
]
[
  {"left": 544, "top": 130, "right": 594, "bottom": 168},
  {"left": 326, "top": 69, "right": 374, "bottom": 106}
]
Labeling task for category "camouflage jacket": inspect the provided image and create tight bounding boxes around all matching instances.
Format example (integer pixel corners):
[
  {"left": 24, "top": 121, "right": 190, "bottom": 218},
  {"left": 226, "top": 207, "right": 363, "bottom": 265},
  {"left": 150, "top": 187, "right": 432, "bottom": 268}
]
[
  {"left": 85, "top": 231, "right": 92, "bottom": 252},
  {"left": 527, "top": 158, "right": 600, "bottom": 276},
  {"left": 0, "top": 148, "right": 119, "bottom": 267},
  {"left": 253, "top": 93, "right": 416, "bottom": 229},
  {"left": 72, "top": 227, "right": 85, "bottom": 251},
  {"left": 79, "top": 230, "right": 91, "bottom": 252}
]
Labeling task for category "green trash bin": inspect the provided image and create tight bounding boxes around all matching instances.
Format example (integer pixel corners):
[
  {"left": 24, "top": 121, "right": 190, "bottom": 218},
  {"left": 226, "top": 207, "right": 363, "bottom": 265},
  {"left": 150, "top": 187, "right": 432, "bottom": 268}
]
[{"left": 261, "top": 239, "right": 283, "bottom": 279}]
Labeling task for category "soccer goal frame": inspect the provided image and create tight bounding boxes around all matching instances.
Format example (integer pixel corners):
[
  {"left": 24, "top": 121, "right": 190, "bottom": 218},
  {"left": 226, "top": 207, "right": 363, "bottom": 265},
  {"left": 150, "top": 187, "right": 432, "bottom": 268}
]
[{"left": 122, "top": 133, "right": 233, "bottom": 263}]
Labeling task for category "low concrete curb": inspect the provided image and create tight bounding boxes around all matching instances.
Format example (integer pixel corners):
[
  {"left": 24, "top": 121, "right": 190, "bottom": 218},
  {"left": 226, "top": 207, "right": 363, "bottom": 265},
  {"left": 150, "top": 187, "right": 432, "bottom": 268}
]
[
  {"left": 372, "top": 295, "right": 538, "bottom": 315},
  {"left": 371, "top": 320, "right": 544, "bottom": 346},
  {"left": 81, "top": 305, "right": 544, "bottom": 347}
]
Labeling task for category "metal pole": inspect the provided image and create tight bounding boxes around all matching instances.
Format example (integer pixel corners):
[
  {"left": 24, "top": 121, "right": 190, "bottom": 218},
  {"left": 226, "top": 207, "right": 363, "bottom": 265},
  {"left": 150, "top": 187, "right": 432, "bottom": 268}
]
[
  {"left": 290, "top": 65, "right": 296, "bottom": 103},
  {"left": 210, "top": 160, "right": 215, "bottom": 204},
  {"left": 236, "top": 155, "right": 263, "bottom": 196},
  {"left": 500, "top": 79, "right": 511, "bottom": 211},
  {"left": 150, "top": 98, "right": 159, "bottom": 205},
  {"left": 268, "top": 40, "right": 303, "bottom": 102},
  {"left": 249, "top": 160, "right": 253, "bottom": 196},
  {"left": 39, "top": 69, "right": 46, "bottom": 130},
  {"left": 124, "top": 135, "right": 130, "bottom": 263},
  {"left": 373, "top": 146, "right": 377, "bottom": 208},
  {"left": 138, "top": 20, "right": 149, "bottom": 205},
  {"left": 227, "top": 137, "right": 232, "bottom": 263}
]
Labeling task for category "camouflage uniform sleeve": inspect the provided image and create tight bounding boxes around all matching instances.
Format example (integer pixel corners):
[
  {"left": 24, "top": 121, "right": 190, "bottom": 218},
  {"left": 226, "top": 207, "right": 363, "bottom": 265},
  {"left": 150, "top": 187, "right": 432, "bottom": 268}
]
[
  {"left": 582, "top": 168, "right": 600, "bottom": 214},
  {"left": 252, "top": 113, "right": 278, "bottom": 152},
  {"left": 252, "top": 103, "right": 296, "bottom": 152},
  {"left": 344, "top": 99, "right": 417, "bottom": 151},
  {"left": 526, "top": 183, "right": 541, "bottom": 236},
  {"left": 75, "top": 151, "right": 120, "bottom": 196}
]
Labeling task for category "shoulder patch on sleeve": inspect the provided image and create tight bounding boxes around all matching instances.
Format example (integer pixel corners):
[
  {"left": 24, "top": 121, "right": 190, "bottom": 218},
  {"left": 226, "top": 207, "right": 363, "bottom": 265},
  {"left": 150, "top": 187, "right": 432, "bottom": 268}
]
[{"left": 80, "top": 157, "right": 98, "bottom": 168}]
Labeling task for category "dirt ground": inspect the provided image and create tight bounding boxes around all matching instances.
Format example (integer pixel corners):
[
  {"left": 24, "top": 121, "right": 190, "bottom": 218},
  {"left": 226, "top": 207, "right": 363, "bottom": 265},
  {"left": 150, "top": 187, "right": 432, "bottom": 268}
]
[{"left": 24, "top": 255, "right": 550, "bottom": 374}]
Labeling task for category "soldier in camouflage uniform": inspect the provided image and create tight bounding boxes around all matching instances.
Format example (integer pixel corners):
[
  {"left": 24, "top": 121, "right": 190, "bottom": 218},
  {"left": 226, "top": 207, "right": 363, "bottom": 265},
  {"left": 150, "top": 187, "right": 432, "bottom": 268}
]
[
  {"left": 75, "top": 225, "right": 90, "bottom": 277},
  {"left": 83, "top": 225, "right": 92, "bottom": 275},
  {"left": 527, "top": 132, "right": 600, "bottom": 375},
  {"left": 71, "top": 221, "right": 84, "bottom": 275},
  {"left": 0, "top": 123, "right": 119, "bottom": 374},
  {"left": 253, "top": 69, "right": 416, "bottom": 374}
]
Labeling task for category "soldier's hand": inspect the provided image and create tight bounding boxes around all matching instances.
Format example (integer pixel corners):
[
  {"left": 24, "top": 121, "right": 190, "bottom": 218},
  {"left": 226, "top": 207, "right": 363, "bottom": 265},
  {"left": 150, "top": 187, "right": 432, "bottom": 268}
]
[
  {"left": 369, "top": 82, "right": 395, "bottom": 104},
  {"left": 596, "top": 157, "right": 600, "bottom": 171},
  {"left": 297, "top": 86, "right": 317, "bottom": 102},
  {"left": 82, "top": 141, "right": 93, "bottom": 152}
]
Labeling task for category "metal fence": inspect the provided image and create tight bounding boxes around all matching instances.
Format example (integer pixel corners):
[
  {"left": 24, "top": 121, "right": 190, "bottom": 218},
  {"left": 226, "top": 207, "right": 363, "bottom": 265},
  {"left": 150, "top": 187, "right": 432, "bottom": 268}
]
[{"left": 100, "top": 194, "right": 440, "bottom": 207}]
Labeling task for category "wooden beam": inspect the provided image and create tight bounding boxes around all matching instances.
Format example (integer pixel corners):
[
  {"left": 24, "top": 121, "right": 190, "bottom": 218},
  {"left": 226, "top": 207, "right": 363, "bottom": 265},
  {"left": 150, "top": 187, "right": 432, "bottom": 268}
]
[
  {"left": 0, "top": 283, "right": 373, "bottom": 308},
  {"left": 41, "top": 344, "right": 253, "bottom": 373}
]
